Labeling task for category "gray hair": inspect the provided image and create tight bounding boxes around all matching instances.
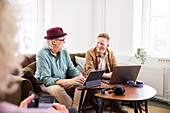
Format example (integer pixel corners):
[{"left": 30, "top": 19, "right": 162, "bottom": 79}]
[
  {"left": 0, "top": 0, "right": 21, "bottom": 99},
  {"left": 46, "top": 40, "right": 55, "bottom": 49}
]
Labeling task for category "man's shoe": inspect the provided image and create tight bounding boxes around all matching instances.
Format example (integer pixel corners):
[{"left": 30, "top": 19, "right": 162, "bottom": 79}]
[{"left": 112, "top": 102, "right": 128, "bottom": 113}]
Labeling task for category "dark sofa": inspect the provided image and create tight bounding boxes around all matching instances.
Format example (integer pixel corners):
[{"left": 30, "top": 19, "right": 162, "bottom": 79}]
[{"left": 4, "top": 53, "right": 86, "bottom": 106}]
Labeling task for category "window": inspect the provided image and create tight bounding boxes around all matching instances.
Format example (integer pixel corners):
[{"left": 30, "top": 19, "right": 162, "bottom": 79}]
[
  {"left": 143, "top": 0, "right": 170, "bottom": 57},
  {"left": 11, "top": 0, "right": 44, "bottom": 54}
]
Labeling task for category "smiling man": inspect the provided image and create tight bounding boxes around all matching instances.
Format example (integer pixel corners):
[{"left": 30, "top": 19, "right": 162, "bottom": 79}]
[
  {"left": 35, "top": 27, "right": 85, "bottom": 110},
  {"left": 83, "top": 33, "right": 128, "bottom": 113},
  {"left": 83, "top": 33, "right": 118, "bottom": 78}
]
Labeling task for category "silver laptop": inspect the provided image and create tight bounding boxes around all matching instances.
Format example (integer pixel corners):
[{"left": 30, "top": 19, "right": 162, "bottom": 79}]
[
  {"left": 76, "top": 70, "right": 105, "bottom": 88},
  {"left": 102, "top": 65, "right": 141, "bottom": 84}
]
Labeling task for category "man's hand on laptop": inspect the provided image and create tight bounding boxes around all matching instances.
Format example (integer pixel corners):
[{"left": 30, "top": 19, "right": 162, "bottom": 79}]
[
  {"left": 72, "top": 75, "right": 85, "bottom": 84},
  {"left": 102, "top": 72, "right": 112, "bottom": 79},
  {"left": 55, "top": 75, "right": 85, "bottom": 86}
]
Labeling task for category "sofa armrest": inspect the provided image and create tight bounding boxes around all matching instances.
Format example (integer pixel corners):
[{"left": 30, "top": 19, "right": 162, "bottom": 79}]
[
  {"left": 20, "top": 77, "right": 34, "bottom": 101},
  {"left": 4, "top": 76, "right": 33, "bottom": 106}
]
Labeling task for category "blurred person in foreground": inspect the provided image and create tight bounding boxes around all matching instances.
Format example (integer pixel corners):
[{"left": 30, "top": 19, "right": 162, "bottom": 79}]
[
  {"left": 83, "top": 33, "right": 128, "bottom": 113},
  {"left": 0, "top": 0, "right": 77, "bottom": 113}
]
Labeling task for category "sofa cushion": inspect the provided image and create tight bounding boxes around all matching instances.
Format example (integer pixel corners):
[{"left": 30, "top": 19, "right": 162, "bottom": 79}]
[
  {"left": 22, "top": 61, "right": 36, "bottom": 75},
  {"left": 21, "top": 54, "right": 36, "bottom": 68},
  {"left": 75, "top": 56, "right": 85, "bottom": 73},
  {"left": 22, "top": 71, "right": 42, "bottom": 93}
]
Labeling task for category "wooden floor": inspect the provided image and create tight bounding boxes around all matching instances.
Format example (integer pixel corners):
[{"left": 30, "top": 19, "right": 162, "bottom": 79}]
[{"left": 82, "top": 105, "right": 170, "bottom": 113}]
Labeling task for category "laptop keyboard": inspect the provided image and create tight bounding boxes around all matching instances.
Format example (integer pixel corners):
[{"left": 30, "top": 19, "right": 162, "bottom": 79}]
[
  {"left": 74, "top": 84, "right": 85, "bottom": 88},
  {"left": 101, "top": 79, "right": 110, "bottom": 84}
]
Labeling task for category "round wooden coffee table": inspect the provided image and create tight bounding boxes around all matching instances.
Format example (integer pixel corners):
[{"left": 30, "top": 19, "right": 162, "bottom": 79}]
[{"left": 95, "top": 84, "right": 157, "bottom": 113}]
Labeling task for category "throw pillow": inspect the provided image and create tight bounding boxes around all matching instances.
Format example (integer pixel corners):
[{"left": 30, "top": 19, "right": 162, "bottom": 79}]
[
  {"left": 22, "top": 61, "right": 36, "bottom": 75},
  {"left": 75, "top": 56, "right": 85, "bottom": 73}
]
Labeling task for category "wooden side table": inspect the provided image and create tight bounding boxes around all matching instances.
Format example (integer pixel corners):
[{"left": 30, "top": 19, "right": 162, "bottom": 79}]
[{"left": 95, "top": 84, "right": 157, "bottom": 113}]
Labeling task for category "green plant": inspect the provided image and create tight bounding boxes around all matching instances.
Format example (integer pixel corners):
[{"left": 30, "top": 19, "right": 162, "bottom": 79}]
[{"left": 135, "top": 48, "right": 147, "bottom": 64}]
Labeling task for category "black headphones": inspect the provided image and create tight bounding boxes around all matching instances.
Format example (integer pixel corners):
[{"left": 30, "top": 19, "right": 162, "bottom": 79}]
[
  {"left": 101, "top": 85, "right": 125, "bottom": 95},
  {"left": 127, "top": 80, "right": 144, "bottom": 87}
]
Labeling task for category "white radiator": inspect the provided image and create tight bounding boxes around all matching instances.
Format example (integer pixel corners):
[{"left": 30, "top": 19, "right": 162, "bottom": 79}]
[
  {"left": 164, "top": 68, "right": 170, "bottom": 103},
  {"left": 137, "top": 66, "right": 170, "bottom": 103}
]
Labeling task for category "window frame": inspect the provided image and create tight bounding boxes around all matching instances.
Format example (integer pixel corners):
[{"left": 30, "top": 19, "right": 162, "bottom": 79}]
[
  {"left": 133, "top": 0, "right": 170, "bottom": 58},
  {"left": 12, "top": 0, "right": 45, "bottom": 54}
]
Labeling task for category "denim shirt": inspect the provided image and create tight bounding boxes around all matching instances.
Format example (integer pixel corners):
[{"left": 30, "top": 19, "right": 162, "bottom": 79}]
[{"left": 35, "top": 48, "right": 82, "bottom": 87}]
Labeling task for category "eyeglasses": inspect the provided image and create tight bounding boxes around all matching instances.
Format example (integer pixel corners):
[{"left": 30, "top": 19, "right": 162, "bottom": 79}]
[{"left": 56, "top": 38, "right": 65, "bottom": 42}]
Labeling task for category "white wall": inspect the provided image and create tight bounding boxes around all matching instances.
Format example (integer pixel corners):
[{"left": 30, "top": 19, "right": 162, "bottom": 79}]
[
  {"left": 47, "top": 0, "right": 95, "bottom": 53},
  {"left": 47, "top": 0, "right": 134, "bottom": 55},
  {"left": 105, "top": 0, "right": 133, "bottom": 56}
]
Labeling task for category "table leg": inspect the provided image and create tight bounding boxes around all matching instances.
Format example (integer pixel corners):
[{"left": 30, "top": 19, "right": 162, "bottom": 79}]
[
  {"left": 99, "top": 98, "right": 105, "bottom": 113},
  {"left": 145, "top": 101, "right": 148, "bottom": 113},
  {"left": 133, "top": 102, "right": 138, "bottom": 113},
  {"left": 78, "top": 90, "right": 85, "bottom": 113},
  {"left": 110, "top": 101, "right": 113, "bottom": 113},
  {"left": 137, "top": 102, "right": 142, "bottom": 113}
]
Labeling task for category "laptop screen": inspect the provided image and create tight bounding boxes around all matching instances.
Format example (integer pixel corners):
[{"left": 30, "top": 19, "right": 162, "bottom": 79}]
[
  {"left": 83, "top": 70, "right": 105, "bottom": 85},
  {"left": 109, "top": 65, "right": 141, "bottom": 84}
]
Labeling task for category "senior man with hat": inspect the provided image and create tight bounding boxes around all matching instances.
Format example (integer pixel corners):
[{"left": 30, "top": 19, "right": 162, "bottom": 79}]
[{"left": 35, "top": 27, "right": 85, "bottom": 110}]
